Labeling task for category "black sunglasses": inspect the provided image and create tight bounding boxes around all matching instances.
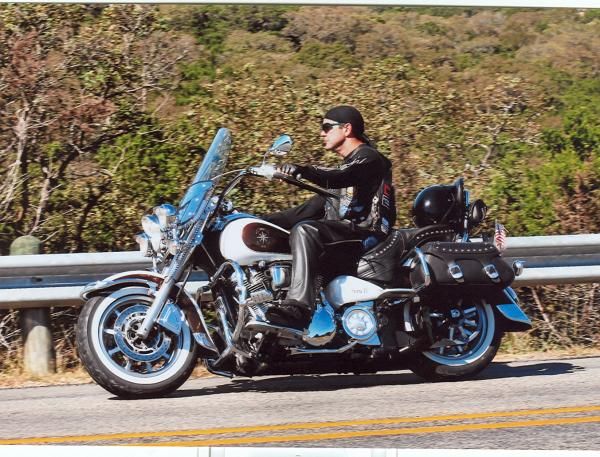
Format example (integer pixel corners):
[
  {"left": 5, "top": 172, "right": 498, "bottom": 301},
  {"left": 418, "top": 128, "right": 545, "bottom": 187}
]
[{"left": 321, "top": 122, "right": 345, "bottom": 133}]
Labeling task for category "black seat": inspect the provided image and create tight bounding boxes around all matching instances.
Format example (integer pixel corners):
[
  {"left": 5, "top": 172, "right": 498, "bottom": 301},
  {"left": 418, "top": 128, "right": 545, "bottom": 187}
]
[
  {"left": 357, "top": 225, "right": 455, "bottom": 286},
  {"left": 397, "top": 225, "right": 456, "bottom": 259}
]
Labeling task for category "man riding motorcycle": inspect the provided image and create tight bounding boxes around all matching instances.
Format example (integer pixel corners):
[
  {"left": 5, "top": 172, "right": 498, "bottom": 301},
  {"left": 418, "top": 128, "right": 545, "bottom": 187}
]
[{"left": 262, "top": 105, "right": 396, "bottom": 331}]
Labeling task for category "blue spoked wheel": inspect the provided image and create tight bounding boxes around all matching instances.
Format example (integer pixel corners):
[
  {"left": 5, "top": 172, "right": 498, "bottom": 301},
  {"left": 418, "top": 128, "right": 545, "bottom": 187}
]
[
  {"left": 409, "top": 298, "right": 502, "bottom": 381},
  {"left": 76, "top": 287, "right": 197, "bottom": 398}
]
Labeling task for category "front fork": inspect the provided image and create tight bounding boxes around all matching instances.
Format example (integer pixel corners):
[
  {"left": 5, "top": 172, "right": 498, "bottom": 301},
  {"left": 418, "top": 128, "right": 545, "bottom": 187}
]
[
  {"left": 136, "top": 246, "right": 249, "bottom": 341},
  {"left": 136, "top": 277, "right": 176, "bottom": 339},
  {"left": 136, "top": 240, "right": 196, "bottom": 339}
]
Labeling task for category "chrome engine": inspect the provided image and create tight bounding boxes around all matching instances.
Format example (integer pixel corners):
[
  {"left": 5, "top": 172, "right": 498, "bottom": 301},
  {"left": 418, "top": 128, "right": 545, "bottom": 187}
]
[
  {"left": 242, "top": 262, "right": 382, "bottom": 349},
  {"left": 244, "top": 263, "right": 291, "bottom": 305}
]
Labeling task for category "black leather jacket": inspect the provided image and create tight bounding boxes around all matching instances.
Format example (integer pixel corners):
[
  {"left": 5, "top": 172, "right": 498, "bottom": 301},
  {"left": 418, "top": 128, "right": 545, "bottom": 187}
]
[{"left": 266, "top": 144, "right": 392, "bottom": 232}]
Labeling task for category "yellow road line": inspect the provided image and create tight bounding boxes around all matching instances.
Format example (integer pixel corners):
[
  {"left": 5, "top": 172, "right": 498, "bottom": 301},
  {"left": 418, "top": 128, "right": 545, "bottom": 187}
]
[
  {"left": 148, "top": 416, "right": 600, "bottom": 447},
  {"left": 1, "top": 405, "right": 599, "bottom": 445}
]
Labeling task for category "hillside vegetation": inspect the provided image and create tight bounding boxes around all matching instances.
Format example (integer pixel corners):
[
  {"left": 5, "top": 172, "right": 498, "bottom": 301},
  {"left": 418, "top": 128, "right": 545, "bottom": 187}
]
[{"left": 0, "top": 5, "right": 598, "bottom": 367}]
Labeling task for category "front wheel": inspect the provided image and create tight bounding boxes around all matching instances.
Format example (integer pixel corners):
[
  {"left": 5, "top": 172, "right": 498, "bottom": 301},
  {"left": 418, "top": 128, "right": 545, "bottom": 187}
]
[
  {"left": 76, "top": 287, "right": 197, "bottom": 398},
  {"left": 409, "top": 298, "right": 502, "bottom": 381}
]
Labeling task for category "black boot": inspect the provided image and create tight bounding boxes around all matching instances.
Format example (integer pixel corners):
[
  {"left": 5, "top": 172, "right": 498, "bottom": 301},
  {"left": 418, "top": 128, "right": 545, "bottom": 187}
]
[
  {"left": 264, "top": 300, "right": 311, "bottom": 331},
  {"left": 260, "top": 223, "right": 322, "bottom": 331}
]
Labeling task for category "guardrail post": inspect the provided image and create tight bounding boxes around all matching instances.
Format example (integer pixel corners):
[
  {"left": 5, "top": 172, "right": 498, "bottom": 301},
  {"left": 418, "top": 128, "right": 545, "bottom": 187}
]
[{"left": 11, "top": 236, "right": 56, "bottom": 376}]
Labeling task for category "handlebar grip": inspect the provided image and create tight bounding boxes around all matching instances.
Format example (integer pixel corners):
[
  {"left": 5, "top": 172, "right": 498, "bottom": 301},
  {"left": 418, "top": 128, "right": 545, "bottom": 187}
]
[{"left": 273, "top": 171, "right": 296, "bottom": 180}]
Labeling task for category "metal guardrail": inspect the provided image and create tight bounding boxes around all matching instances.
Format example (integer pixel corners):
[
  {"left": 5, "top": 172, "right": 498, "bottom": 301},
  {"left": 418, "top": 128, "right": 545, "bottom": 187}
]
[
  {"left": 502, "top": 233, "right": 600, "bottom": 286},
  {"left": 0, "top": 251, "right": 207, "bottom": 309},
  {"left": 1, "top": 234, "right": 599, "bottom": 310}
]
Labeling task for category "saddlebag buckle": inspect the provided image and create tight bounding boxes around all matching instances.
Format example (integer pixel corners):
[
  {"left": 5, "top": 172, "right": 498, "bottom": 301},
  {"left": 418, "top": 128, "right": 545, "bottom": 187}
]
[
  {"left": 483, "top": 264, "right": 500, "bottom": 283},
  {"left": 448, "top": 262, "right": 464, "bottom": 283}
]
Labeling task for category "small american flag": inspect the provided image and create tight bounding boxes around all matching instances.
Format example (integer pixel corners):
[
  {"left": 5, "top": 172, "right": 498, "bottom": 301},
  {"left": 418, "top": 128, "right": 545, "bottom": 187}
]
[{"left": 494, "top": 220, "right": 507, "bottom": 252}]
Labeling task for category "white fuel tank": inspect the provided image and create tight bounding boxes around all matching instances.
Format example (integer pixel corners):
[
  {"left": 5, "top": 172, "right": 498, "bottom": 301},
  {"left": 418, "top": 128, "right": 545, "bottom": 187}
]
[{"left": 219, "top": 218, "right": 292, "bottom": 265}]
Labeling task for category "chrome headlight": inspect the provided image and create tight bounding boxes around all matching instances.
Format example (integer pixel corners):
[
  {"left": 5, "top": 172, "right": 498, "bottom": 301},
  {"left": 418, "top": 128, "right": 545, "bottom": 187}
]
[
  {"left": 342, "top": 305, "right": 377, "bottom": 341},
  {"left": 135, "top": 233, "right": 153, "bottom": 257},
  {"left": 154, "top": 204, "right": 177, "bottom": 230},
  {"left": 142, "top": 214, "right": 162, "bottom": 252}
]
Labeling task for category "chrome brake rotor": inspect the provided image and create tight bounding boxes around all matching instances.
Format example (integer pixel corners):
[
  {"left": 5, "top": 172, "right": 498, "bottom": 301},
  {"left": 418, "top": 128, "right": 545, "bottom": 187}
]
[{"left": 112, "top": 304, "right": 171, "bottom": 362}]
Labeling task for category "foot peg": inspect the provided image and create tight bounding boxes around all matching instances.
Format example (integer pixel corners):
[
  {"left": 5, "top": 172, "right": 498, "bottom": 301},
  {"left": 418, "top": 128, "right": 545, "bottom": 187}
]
[{"left": 245, "top": 318, "right": 304, "bottom": 341}]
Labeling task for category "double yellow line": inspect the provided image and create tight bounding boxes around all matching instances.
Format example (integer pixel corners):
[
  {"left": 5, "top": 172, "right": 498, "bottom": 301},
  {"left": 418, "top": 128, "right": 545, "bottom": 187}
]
[{"left": 1, "top": 405, "right": 599, "bottom": 446}]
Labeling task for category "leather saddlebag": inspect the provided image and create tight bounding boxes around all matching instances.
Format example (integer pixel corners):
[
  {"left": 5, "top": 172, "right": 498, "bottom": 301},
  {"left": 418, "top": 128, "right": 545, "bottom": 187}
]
[{"left": 410, "top": 241, "right": 515, "bottom": 289}]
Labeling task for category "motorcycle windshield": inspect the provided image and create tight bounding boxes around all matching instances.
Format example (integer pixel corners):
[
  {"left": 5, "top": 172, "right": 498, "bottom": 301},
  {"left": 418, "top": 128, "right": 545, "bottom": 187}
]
[{"left": 178, "top": 128, "right": 232, "bottom": 225}]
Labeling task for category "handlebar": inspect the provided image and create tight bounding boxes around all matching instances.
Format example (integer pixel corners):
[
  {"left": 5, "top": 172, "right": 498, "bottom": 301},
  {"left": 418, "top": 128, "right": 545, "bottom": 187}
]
[
  {"left": 274, "top": 172, "right": 340, "bottom": 200},
  {"left": 248, "top": 165, "right": 340, "bottom": 200}
]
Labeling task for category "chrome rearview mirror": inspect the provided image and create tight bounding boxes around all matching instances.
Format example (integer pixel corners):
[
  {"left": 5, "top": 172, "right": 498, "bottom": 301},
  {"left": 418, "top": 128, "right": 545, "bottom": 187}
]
[{"left": 268, "top": 134, "right": 293, "bottom": 156}]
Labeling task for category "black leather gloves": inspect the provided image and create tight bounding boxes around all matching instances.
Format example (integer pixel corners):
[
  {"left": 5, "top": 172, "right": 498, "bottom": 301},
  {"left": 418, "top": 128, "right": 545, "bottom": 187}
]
[{"left": 278, "top": 163, "right": 305, "bottom": 179}]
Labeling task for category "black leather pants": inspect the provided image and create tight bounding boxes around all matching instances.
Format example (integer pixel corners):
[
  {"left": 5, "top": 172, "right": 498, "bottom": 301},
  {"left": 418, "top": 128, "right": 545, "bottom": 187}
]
[{"left": 286, "top": 220, "right": 370, "bottom": 311}]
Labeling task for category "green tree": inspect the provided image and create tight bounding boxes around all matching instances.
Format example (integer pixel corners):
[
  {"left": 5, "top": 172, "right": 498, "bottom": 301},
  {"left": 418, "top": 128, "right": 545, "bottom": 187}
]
[{"left": 0, "top": 4, "right": 191, "bottom": 253}]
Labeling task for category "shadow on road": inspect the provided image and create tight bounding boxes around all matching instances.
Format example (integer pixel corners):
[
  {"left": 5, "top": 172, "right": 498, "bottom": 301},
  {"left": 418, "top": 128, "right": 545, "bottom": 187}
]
[
  {"left": 109, "top": 360, "right": 583, "bottom": 400},
  {"left": 167, "top": 371, "right": 424, "bottom": 399},
  {"left": 169, "top": 360, "right": 582, "bottom": 399},
  {"left": 478, "top": 361, "right": 584, "bottom": 380}
]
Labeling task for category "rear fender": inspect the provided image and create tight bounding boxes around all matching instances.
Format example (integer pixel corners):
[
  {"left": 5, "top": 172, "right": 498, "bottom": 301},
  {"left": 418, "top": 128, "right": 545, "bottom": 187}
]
[
  {"left": 484, "top": 287, "right": 532, "bottom": 332},
  {"left": 81, "top": 270, "right": 218, "bottom": 357}
]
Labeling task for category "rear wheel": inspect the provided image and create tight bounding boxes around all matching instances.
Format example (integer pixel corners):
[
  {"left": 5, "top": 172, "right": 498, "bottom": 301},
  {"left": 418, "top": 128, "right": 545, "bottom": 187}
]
[
  {"left": 409, "top": 298, "right": 502, "bottom": 381},
  {"left": 76, "top": 287, "right": 197, "bottom": 398}
]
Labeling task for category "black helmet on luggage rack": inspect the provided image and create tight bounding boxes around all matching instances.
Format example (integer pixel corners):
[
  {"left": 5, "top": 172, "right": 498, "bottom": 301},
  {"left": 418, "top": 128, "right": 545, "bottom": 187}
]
[{"left": 412, "top": 178, "right": 465, "bottom": 228}]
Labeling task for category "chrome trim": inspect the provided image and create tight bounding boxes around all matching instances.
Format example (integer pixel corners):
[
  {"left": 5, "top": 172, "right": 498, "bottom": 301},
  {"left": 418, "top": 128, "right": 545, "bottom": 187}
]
[
  {"left": 290, "top": 340, "right": 358, "bottom": 355},
  {"left": 214, "top": 298, "right": 252, "bottom": 359},
  {"left": 377, "top": 288, "right": 417, "bottom": 299},
  {"left": 496, "top": 303, "right": 532, "bottom": 327},
  {"left": 137, "top": 277, "right": 175, "bottom": 338},
  {"left": 270, "top": 265, "right": 290, "bottom": 290},
  {"left": 80, "top": 271, "right": 160, "bottom": 300},
  {"left": 81, "top": 270, "right": 218, "bottom": 354},
  {"left": 448, "top": 262, "right": 464, "bottom": 283},
  {"left": 483, "top": 264, "right": 500, "bottom": 283},
  {"left": 342, "top": 302, "right": 381, "bottom": 346},
  {"left": 504, "top": 287, "right": 519, "bottom": 303},
  {"left": 461, "top": 190, "right": 470, "bottom": 241},
  {"left": 303, "top": 302, "right": 337, "bottom": 347},
  {"left": 244, "top": 319, "right": 304, "bottom": 341},
  {"left": 513, "top": 260, "right": 524, "bottom": 276},
  {"left": 135, "top": 233, "right": 153, "bottom": 257},
  {"left": 212, "top": 299, "right": 252, "bottom": 367},
  {"left": 249, "top": 289, "right": 273, "bottom": 305},
  {"left": 268, "top": 134, "right": 293, "bottom": 156},
  {"left": 193, "top": 332, "right": 216, "bottom": 352},
  {"left": 247, "top": 302, "right": 268, "bottom": 322},
  {"left": 231, "top": 303, "right": 248, "bottom": 344},
  {"left": 216, "top": 301, "right": 234, "bottom": 359},
  {"left": 154, "top": 203, "right": 177, "bottom": 229},
  {"left": 208, "top": 260, "right": 248, "bottom": 305},
  {"left": 205, "top": 260, "right": 250, "bottom": 347},
  {"left": 414, "top": 247, "right": 431, "bottom": 288},
  {"left": 403, "top": 301, "right": 415, "bottom": 332},
  {"left": 157, "top": 301, "right": 183, "bottom": 335}
]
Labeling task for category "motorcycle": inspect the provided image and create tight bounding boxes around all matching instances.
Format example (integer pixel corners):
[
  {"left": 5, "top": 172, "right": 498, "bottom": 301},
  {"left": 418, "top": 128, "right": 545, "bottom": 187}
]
[{"left": 76, "top": 128, "right": 531, "bottom": 398}]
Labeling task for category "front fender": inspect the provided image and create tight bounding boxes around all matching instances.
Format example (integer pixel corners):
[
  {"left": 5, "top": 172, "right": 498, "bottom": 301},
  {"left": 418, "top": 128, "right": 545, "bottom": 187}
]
[{"left": 82, "top": 271, "right": 218, "bottom": 357}]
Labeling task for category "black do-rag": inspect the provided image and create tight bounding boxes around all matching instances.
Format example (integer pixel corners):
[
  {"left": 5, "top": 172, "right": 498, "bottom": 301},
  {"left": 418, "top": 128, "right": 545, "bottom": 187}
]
[{"left": 323, "top": 105, "right": 368, "bottom": 142}]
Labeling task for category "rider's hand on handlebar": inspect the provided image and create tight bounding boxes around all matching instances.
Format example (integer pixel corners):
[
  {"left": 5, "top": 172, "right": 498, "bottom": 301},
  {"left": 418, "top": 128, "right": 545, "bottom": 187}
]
[{"left": 277, "top": 163, "right": 304, "bottom": 179}]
